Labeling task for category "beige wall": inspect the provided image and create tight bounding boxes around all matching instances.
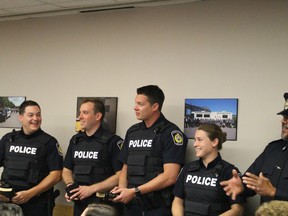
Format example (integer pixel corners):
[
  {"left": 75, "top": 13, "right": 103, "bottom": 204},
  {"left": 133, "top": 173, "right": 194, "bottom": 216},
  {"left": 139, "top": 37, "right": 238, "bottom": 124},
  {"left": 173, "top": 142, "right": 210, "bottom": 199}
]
[{"left": 1, "top": 0, "right": 288, "bottom": 214}]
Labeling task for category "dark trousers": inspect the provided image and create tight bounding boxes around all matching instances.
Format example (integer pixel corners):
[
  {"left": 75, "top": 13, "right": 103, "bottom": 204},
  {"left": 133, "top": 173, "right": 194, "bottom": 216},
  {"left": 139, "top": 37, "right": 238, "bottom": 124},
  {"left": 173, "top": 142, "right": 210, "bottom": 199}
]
[
  {"left": 19, "top": 196, "right": 48, "bottom": 216},
  {"left": 73, "top": 200, "right": 88, "bottom": 216},
  {"left": 124, "top": 203, "right": 171, "bottom": 216}
]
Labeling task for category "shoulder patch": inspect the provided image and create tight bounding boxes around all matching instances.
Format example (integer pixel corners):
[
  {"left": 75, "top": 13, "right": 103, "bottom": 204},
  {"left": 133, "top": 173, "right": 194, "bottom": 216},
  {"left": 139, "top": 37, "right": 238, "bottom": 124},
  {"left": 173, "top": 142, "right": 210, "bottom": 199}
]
[
  {"left": 117, "top": 140, "right": 124, "bottom": 150},
  {"left": 171, "top": 130, "right": 184, "bottom": 146},
  {"left": 56, "top": 143, "right": 63, "bottom": 156}
]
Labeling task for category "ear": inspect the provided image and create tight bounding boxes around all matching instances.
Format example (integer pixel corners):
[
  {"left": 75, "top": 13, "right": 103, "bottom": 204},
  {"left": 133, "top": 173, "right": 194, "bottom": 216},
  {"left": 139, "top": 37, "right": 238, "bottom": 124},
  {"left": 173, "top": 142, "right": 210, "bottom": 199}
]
[
  {"left": 212, "top": 138, "right": 219, "bottom": 148},
  {"left": 18, "top": 114, "right": 23, "bottom": 122},
  {"left": 95, "top": 112, "right": 103, "bottom": 121},
  {"left": 151, "top": 103, "right": 159, "bottom": 112}
]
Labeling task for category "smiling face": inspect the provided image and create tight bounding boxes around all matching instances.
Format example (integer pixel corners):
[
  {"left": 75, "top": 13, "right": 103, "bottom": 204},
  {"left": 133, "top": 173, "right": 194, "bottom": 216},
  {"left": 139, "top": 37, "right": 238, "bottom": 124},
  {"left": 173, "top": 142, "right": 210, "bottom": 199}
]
[
  {"left": 78, "top": 102, "right": 101, "bottom": 135},
  {"left": 281, "top": 116, "right": 288, "bottom": 140},
  {"left": 194, "top": 129, "right": 219, "bottom": 166},
  {"left": 19, "top": 105, "right": 42, "bottom": 135}
]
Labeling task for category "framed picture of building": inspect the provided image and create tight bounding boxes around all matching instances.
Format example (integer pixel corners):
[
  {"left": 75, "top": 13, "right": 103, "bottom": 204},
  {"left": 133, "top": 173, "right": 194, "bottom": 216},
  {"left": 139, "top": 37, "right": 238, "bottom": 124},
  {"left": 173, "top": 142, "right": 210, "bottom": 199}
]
[
  {"left": 75, "top": 97, "right": 118, "bottom": 134},
  {"left": 184, "top": 98, "right": 238, "bottom": 141},
  {"left": 0, "top": 96, "right": 26, "bottom": 128}
]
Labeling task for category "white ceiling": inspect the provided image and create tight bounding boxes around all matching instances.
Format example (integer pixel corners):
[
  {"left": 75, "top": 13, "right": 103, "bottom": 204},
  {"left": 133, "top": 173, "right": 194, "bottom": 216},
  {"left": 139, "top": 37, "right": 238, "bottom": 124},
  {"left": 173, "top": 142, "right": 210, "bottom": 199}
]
[{"left": 0, "top": 0, "right": 201, "bottom": 21}]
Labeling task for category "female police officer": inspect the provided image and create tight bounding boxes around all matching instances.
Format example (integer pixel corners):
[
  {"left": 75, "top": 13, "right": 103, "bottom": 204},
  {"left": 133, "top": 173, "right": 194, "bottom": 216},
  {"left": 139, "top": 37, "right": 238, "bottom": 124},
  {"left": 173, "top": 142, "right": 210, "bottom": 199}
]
[{"left": 171, "top": 123, "right": 244, "bottom": 216}]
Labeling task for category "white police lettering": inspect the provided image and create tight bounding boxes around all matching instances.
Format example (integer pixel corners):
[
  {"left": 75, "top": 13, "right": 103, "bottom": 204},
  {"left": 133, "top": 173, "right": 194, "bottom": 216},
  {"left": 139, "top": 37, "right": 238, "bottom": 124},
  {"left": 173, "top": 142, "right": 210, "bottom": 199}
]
[
  {"left": 9, "top": 145, "right": 37, "bottom": 155},
  {"left": 74, "top": 151, "right": 98, "bottom": 159},
  {"left": 128, "top": 139, "right": 153, "bottom": 148},
  {"left": 186, "top": 174, "right": 217, "bottom": 187}
]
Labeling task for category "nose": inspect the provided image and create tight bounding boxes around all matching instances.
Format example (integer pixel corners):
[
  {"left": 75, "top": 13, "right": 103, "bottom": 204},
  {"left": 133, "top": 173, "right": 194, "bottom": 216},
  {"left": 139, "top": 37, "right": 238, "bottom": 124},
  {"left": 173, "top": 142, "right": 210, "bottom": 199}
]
[
  {"left": 32, "top": 114, "right": 38, "bottom": 120},
  {"left": 78, "top": 112, "right": 83, "bottom": 119}
]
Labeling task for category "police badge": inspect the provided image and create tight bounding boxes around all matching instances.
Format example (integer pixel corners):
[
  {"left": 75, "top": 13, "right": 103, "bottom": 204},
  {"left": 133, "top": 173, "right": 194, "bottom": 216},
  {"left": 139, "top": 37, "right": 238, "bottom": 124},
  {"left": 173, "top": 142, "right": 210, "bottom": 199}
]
[{"left": 171, "top": 130, "right": 183, "bottom": 146}]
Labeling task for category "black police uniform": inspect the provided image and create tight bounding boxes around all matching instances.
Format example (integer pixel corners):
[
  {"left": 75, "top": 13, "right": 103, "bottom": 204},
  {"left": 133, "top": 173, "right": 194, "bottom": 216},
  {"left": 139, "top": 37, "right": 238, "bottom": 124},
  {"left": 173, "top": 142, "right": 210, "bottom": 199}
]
[
  {"left": 120, "top": 113, "right": 188, "bottom": 216},
  {"left": 172, "top": 154, "right": 245, "bottom": 216},
  {"left": 63, "top": 126, "right": 123, "bottom": 216},
  {"left": 244, "top": 139, "right": 288, "bottom": 203},
  {"left": 0, "top": 128, "right": 63, "bottom": 216}
]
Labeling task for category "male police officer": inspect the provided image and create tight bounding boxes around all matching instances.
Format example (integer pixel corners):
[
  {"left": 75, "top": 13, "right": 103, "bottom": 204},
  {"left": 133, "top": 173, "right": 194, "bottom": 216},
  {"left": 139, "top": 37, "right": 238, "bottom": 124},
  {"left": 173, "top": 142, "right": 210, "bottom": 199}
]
[
  {"left": 62, "top": 98, "right": 123, "bottom": 216},
  {"left": 112, "top": 85, "right": 188, "bottom": 216},
  {"left": 221, "top": 92, "right": 288, "bottom": 203},
  {"left": 0, "top": 100, "right": 63, "bottom": 216}
]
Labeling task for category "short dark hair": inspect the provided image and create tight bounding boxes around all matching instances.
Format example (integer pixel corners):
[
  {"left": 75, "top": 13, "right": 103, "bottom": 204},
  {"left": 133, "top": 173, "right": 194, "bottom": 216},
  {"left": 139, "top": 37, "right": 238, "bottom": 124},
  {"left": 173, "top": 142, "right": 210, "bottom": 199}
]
[
  {"left": 137, "top": 85, "right": 165, "bottom": 111},
  {"left": 84, "top": 203, "right": 118, "bottom": 216},
  {"left": 197, "top": 123, "right": 227, "bottom": 150},
  {"left": 0, "top": 203, "right": 24, "bottom": 216},
  {"left": 81, "top": 98, "right": 105, "bottom": 121},
  {"left": 19, "top": 100, "right": 40, "bottom": 115}
]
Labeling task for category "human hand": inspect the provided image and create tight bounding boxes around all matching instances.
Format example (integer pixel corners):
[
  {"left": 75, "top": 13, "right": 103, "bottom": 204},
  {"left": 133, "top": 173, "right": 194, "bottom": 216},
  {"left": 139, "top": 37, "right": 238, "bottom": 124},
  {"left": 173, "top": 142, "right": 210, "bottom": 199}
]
[
  {"left": 11, "top": 191, "right": 32, "bottom": 204},
  {"left": 0, "top": 194, "right": 10, "bottom": 203},
  {"left": 111, "top": 186, "right": 135, "bottom": 204},
  {"left": 243, "top": 172, "right": 276, "bottom": 197},
  {"left": 220, "top": 169, "right": 244, "bottom": 200},
  {"left": 64, "top": 192, "right": 72, "bottom": 202},
  {"left": 70, "top": 185, "right": 94, "bottom": 201}
]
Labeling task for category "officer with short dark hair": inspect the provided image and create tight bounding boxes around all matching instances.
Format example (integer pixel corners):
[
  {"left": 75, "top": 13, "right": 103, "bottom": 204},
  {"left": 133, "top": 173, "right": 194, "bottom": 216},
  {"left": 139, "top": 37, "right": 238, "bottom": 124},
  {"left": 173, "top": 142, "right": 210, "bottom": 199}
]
[
  {"left": 112, "top": 85, "right": 188, "bottom": 216},
  {"left": 62, "top": 98, "right": 123, "bottom": 216},
  {"left": 0, "top": 100, "right": 63, "bottom": 216}
]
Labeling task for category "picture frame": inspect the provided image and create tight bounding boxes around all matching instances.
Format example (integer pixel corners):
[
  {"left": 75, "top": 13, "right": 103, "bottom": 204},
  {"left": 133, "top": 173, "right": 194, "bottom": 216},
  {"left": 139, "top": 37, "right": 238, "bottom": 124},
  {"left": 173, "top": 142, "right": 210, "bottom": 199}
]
[
  {"left": 75, "top": 97, "right": 118, "bottom": 134},
  {"left": 0, "top": 96, "right": 26, "bottom": 128},
  {"left": 184, "top": 98, "right": 238, "bottom": 141}
]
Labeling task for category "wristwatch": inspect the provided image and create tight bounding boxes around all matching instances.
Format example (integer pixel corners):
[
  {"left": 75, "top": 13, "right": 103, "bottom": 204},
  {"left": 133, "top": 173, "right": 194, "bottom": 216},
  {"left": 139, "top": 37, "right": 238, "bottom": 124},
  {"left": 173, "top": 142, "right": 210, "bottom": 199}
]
[{"left": 134, "top": 187, "right": 141, "bottom": 198}]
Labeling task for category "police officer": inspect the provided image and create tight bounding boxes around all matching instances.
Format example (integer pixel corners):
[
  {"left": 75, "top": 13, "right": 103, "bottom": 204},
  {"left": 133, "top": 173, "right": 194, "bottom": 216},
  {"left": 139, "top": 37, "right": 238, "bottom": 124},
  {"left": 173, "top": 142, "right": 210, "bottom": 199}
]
[
  {"left": 0, "top": 100, "right": 63, "bottom": 216},
  {"left": 62, "top": 98, "right": 123, "bottom": 216},
  {"left": 172, "top": 123, "right": 244, "bottom": 216},
  {"left": 112, "top": 85, "right": 188, "bottom": 216},
  {"left": 221, "top": 92, "right": 288, "bottom": 203}
]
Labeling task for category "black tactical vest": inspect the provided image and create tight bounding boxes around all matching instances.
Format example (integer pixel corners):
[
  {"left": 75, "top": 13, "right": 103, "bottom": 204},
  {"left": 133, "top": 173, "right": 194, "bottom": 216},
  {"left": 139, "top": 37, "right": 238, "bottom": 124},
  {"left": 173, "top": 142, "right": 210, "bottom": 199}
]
[
  {"left": 71, "top": 131, "right": 114, "bottom": 185},
  {"left": 2, "top": 130, "right": 51, "bottom": 190},
  {"left": 183, "top": 161, "right": 231, "bottom": 216},
  {"left": 126, "top": 122, "right": 168, "bottom": 187}
]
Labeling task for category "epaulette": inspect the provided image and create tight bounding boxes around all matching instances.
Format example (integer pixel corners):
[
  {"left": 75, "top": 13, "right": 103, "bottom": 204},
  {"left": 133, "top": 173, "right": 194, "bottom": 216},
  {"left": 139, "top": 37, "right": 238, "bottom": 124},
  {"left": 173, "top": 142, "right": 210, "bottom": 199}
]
[
  {"left": 213, "top": 163, "right": 224, "bottom": 177},
  {"left": 98, "top": 130, "right": 114, "bottom": 144},
  {"left": 127, "top": 122, "right": 142, "bottom": 134},
  {"left": 72, "top": 131, "right": 85, "bottom": 145},
  {"left": 8, "top": 129, "right": 16, "bottom": 142},
  {"left": 153, "top": 121, "right": 170, "bottom": 134}
]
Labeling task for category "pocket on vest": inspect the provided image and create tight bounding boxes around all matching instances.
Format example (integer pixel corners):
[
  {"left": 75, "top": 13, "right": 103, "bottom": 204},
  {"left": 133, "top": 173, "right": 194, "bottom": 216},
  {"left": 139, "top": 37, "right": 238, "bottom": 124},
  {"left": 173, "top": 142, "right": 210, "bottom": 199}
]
[
  {"left": 6, "top": 161, "right": 29, "bottom": 180},
  {"left": 127, "top": 155, "right": 146, "bottom": 176},
  {"left": 184, "top": 200, "right": 210, "bottom": 215},
  {"left": 74, "top": 165, "right": 92, "bottom": 184}
]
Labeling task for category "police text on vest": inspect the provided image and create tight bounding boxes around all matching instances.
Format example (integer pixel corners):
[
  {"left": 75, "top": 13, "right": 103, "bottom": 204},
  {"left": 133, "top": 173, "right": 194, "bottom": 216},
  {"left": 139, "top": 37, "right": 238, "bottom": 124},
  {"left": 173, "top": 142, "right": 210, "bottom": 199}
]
[
  {"left": 186, "top": 175, "right": 217, "bottom": 187},
  {"left": 129, "top": 139, "right": 153, "bottom": 148},
  {"left": 9, "top": 145, "right": 37, "bottom": 155},
  {"left": 74, "top": 151, "right": 98, "bottom": 159}
]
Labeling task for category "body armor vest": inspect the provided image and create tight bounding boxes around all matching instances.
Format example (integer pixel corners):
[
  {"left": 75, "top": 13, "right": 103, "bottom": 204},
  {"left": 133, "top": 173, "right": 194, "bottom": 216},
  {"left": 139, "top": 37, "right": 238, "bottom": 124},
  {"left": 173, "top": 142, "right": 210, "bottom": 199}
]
[
  {"left": 126, "top": 122, "right": 168, "bottom": 187},
  {"left": 72, "top": 131, "right": 114, "bottom": 185},
  {"left": 183, "top": 161, "right": 231, "bottom": 216},
  {"left": 2, "top": 130, "right": 51, "bottom": 190}
]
